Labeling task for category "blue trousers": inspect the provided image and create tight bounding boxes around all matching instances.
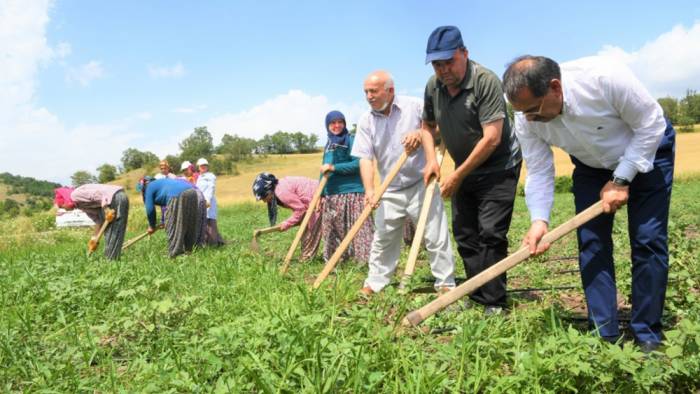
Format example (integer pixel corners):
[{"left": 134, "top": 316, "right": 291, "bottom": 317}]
[{"left": 571, "top": 120, "right": 675, "bottom": 343}]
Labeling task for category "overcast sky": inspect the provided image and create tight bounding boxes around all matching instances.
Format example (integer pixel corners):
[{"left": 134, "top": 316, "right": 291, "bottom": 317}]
[{"left": 1, "top": 0, "right": 699, "bottom": 184}]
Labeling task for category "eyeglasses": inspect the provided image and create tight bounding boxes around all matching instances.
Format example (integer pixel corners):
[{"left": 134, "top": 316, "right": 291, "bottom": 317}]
[{"left": 515, "top": 94, "right": 547, "bottom": 117}]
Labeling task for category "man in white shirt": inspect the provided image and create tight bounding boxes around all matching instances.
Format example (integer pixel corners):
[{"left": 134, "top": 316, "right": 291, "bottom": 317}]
[
  {"left": 502, "top": 55, "right": 675, "bottom": 352},
  {"left": 352, "top": 70, "right": 456, "bottom": 296}
]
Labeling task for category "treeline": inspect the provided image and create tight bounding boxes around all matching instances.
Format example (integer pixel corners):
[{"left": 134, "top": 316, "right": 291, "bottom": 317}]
[
  {"left": 0, "top": 172, "right": 59, "bottom": 218},
  {"left": 71, "top": 126, "right": 320, "bottom": 187},
  {"left": 658, "top": 90, "right": 700, "bottom": 132},
  {"left": 0, "top": 172, "right": 61, "bottom": 197}
]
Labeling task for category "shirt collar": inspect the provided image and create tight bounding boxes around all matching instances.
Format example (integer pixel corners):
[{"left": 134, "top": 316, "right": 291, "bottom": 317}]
[{"left": 560, "top": 71, "right": 579, "bottom": 116}]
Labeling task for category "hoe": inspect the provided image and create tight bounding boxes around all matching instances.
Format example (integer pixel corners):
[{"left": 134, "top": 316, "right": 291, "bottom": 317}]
[
  {"left": 313, "top": 151, "right": 409, "bottom": 289},
  {"left": 402, "top": 200, "right": 604, "bottom": 327},
  {"left": 87, "top": 208, "right": 115, "bottom": 256}
]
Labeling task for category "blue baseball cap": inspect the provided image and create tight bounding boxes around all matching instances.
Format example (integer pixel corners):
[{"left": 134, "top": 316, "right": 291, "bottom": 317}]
[{"left": 425, "top": 26, "right": 464, "bottom": 64}]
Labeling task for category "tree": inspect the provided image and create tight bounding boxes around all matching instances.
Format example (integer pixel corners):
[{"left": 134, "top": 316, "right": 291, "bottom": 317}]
[
  {"left": 96, "top": 164, "right": 117, "bottom": 183},
  {"left": 180, "top": 126, "right": 214, "bottom": 161},
  {"left": 271, "top": 131, "right": 294, "bottom": 154},
  {"left": 658, "top": 97, "right": 678, "bottom": 124},
  {"left": 121, "top": 148, "right": 160, "bottom": 171},
  {"left": 164, "top": 154, "right": 181, "bottom": 171},
  {"left": 256, "top": 131, "right": 320, "bottom": 154},
  {"left": 290, "top": 132, "right": 319, "bottom": 153},
  {"left": 141, "top": 151, "right": 160, "bottom": 169},
  {"left": 207, "top": 155, "right": 239, "bottom": 176},
  {"left": 0, "top": 172, "right": 60, "bottom": 197},
  {"left": 71, "top": 170, "right": 96, "bottom": 187},
  {"left": 217, "top": 134, "right": 256, "bottom": 161},
  {"left": 680, "top": 89, "right": 700, "bottom": 124}
]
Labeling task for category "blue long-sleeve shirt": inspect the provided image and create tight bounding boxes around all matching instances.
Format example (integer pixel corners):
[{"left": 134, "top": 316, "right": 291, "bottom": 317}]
[
  {"left": 322, "top": 134, "right": 364, "bottom": 196},
  {"left": 144, "top": 178, "right": 193, "bottom": 228}
]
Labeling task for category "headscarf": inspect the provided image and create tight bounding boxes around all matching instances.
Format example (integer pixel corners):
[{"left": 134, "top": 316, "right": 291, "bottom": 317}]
[
  {"left": 136, "top": 176, "right": 156, "bottom": 198},
  {"left": 324, "top": 110, "right": 350, "bottom": 150},
  {"left": 252, "top": 172, "right": 279, "bottom": 226},
  {"left": 54, "top": 187, "right": 75, "bottom": 209}
]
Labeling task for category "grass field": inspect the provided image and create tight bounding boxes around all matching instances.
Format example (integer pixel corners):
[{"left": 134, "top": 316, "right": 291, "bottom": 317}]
[
  {"left": 1, "top": 130, "right": 699, "bottom": 391},
  {"left": 1, "top": 174, "right": 699, "bottom": 391}
]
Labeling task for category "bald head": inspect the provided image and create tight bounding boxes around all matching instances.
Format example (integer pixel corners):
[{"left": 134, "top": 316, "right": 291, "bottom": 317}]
[
  {"left": 502, "top": 55, "right": 561, "bottom": 101},
  {"left": 364, "top": 70, "right": 394, "bottom": 90},
  {"left": 364, "top": 70, "right": 395, "bottom": 114}
]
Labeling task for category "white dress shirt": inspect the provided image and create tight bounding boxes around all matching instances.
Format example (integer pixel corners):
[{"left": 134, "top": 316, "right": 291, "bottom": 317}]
[
  {"left": 196, "top": 171, "right": 218, "bottom": 219},
  {"left": 352, "top": 95, "right": 426, "bottom": 192},
  {"left": 514, "top": 56, "right": 667, "bottom": 222}
]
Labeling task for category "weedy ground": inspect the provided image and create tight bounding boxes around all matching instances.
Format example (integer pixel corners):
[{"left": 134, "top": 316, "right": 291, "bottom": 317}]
[{"left": 1, "top": 178, "right": 699, "bottom": 393}]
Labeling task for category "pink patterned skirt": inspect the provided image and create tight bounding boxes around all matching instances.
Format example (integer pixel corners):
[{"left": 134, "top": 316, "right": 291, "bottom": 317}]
[{"left": 321, "top": 192, "right": 374, "bottom": 264}]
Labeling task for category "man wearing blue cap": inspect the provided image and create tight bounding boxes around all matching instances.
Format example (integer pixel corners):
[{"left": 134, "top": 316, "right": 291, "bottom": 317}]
[{"left": 420, "top": 26, "right": 522, "bottom": 314}]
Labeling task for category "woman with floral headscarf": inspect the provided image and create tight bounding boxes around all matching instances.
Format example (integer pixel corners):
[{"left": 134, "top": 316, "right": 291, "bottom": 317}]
[
  {"left": 319, "top": 110, "right": 374, "bottom": 264},
  {"left": 139, "top": 176, "right": 206, "bottom": 257},
  {"left": 252, "top": 172, "right": 322, "bottom": 261}
]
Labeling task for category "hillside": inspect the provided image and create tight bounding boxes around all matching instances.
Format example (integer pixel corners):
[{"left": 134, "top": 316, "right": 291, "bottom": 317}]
[
  {"left": 209, "top": 131, "right": 700, "bottom": 205},
  {"left": 0, "top": 184, "right": 29, "bottom": 203},
  {"left": 111, "top": 131, "right": 700, "bottom": 205}
]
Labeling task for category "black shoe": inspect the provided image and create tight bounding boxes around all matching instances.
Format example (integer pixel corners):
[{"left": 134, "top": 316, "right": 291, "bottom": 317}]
[{"left": 635, "top": 340, "right": 661, "bottom": 354}]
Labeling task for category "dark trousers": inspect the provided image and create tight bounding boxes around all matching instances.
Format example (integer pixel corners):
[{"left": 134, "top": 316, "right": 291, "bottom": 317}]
[
  {"left": 451, "top": 163, "right": 521, "bottom": 307},
  {"left": 571, "top": 120, "right": 675, "bottom": 343}
]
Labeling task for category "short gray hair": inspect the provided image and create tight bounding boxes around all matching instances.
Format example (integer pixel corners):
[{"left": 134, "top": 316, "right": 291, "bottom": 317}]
[
  {"left": 383, "top": 74, "right": 394, "bottom": 90},
  {"left": 502, "top": 55, "right": 561, "bottom": 101}
]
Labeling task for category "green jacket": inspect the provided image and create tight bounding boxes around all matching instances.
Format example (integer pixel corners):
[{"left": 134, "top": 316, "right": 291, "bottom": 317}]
[{"left": 322, "top": 135, "right": 364, "bottom": 196}]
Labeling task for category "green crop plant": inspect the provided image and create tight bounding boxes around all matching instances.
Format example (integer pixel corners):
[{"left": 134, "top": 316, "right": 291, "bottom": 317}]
[{"left": 1, "top": 181, "right": 699, "bottom": 392}]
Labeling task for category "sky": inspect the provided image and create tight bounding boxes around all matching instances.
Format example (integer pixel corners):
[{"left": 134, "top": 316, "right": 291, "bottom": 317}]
[{"left": 1, "top": 0, "right": 699, "bottom": 185}]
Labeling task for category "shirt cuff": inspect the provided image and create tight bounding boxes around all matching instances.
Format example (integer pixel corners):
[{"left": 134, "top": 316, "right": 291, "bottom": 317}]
[
  {"left": 353, "top": 152, "right": 373, "bottom": 161},
  {"left": 530, "top": 208, "right": 550, "bottom": 224},
  {"left": 613, "top": 160, "right": 640, "bottom": 183}
]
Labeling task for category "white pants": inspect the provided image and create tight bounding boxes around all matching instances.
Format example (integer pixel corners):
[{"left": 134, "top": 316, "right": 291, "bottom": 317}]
[{"left": 363, "top": 181, "right": 455, "bottom": 292}]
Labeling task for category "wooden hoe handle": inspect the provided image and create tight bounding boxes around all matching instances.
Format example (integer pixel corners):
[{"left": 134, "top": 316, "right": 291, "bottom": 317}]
[
  {"left": 402, "top": 200, "right": 604, "bottom": 327},
  {"left": 313, "top": 151, "right": 409, "bottom": 289},
  {"left": 400, "top": 142, "right": 446, "bottom": 288},
  {"left": 88, "top": 208, "right": 115, "bottom": 255},
  {"left": 121, "top": 229, "right": 153, "bottom": 251},
  {"left": 254, "top": 225, "right": 283, "bottom": 237},
  {"left": 280, "top": 174, "right": 330, "bottom": 274}
]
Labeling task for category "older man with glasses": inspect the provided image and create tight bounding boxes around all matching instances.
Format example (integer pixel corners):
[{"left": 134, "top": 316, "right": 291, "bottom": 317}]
[{"left": 503, "top": 55, "right": 676, "bottom": 352}]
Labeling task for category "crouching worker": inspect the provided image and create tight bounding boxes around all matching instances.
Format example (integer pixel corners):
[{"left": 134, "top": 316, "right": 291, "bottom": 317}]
[
  {"left": 252, "top": 172, "right": 322, "bottom": 261},
  {"left": 138, "top": 177, "right": 206, "bottom": 258},
  {"left": 56, "top": 184, "right": 129, "bottom": 260}
]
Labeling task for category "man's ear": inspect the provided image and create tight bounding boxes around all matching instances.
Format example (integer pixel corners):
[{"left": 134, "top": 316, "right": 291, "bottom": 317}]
[{"left": 550, "top": 79, "right": 563, "bottom": 95}]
